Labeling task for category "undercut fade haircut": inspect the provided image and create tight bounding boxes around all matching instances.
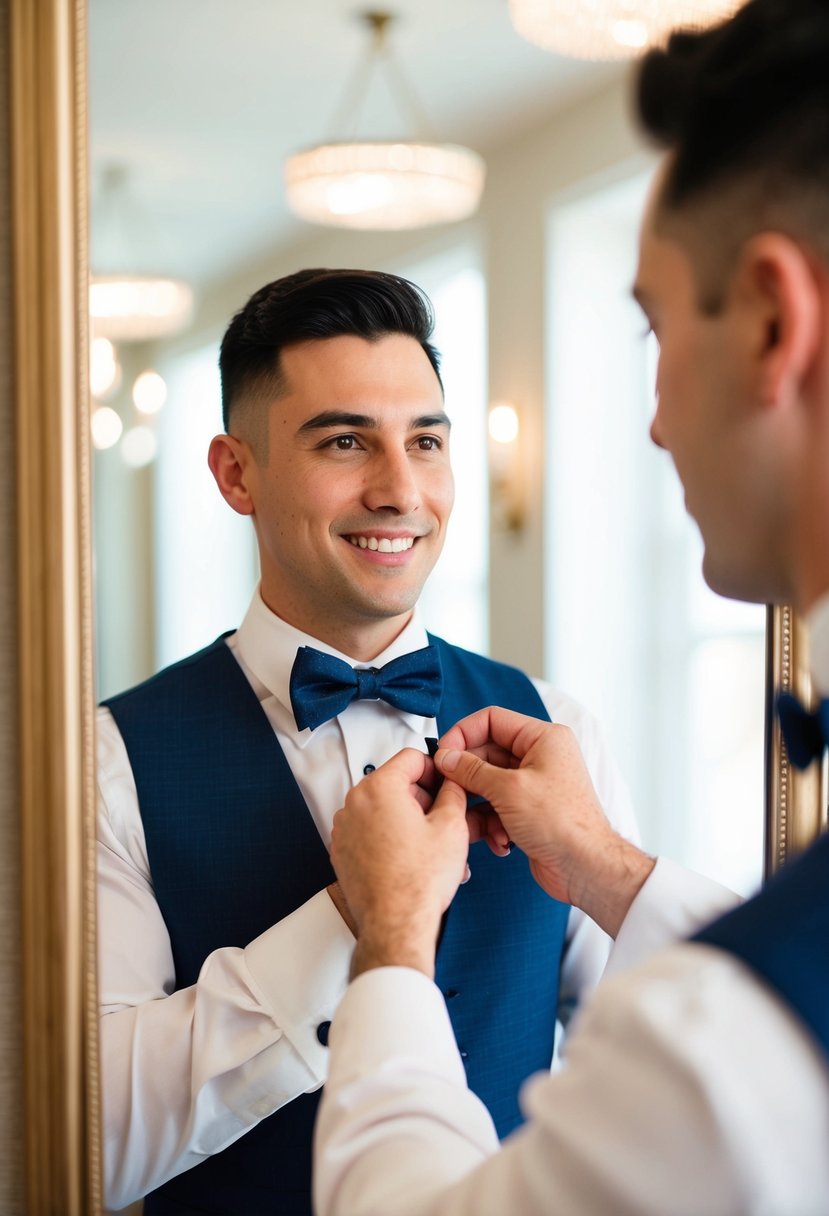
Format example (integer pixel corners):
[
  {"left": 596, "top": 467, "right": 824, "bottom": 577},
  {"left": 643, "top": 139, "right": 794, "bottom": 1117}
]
[
  {"left": 636, "top": 0, "right": 829, "bottom": 309},
  {"left": 219, "top": 268, "right": 443, "bottom": 447}
]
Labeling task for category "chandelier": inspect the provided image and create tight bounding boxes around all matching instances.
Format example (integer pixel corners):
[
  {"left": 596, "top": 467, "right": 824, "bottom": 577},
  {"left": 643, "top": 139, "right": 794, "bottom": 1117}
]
[
  {"left": 284, "top": 11, "right": 485, "bottom": 231},
  {"left": 89, "top": 274, "right": 194, "bottom": 342},
  {"left": 508, "top": 0, "right": 744, "bottom": 60},
  {"left": 90, "top": 165, "right": 194, "bottom": 341}
]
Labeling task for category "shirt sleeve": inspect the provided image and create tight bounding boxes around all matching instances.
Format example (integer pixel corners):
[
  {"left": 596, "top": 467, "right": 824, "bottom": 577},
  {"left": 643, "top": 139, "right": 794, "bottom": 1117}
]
[
  {"left": 606, "top": 854, "right": 741, "bottom": 976},
  {"left": 97, "top": 707, "right": 354, "bottom": 1209},
  {"left": 314, "top": 953, "right": 829, "bottom": 1216},
  {"left": 530, "top": 680, "right": 640, "bottom": 1029}
]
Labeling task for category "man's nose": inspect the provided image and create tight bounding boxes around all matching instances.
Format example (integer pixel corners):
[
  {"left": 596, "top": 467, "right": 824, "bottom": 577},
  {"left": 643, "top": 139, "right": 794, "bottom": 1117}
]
[{"left": 362, "top": 450, "right": 422, "bottom": 515}]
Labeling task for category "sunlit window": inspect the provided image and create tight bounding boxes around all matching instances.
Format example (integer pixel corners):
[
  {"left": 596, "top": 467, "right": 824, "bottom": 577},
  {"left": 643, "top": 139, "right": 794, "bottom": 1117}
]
[
  {"left": 546, "top": 171, "right": 765, "bottom": 896},
  {"left": 154, "top": 344, "right": 258, "bottom": 669},
  {"left": 396, "top": 248, "right": 488, "bottom": 653}
]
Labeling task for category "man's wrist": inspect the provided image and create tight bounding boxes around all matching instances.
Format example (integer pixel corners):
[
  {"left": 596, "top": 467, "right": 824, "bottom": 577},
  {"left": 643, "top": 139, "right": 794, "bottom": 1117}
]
[
  {"left": 350, "top": 915, "right": 441, "bottom": 981},
  {"left": 571, "top": 837, "right": 656, "bottom": 938}
]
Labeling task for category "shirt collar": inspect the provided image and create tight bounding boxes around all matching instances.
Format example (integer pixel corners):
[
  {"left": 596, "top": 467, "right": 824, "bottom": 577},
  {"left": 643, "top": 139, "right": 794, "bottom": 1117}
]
[
  {"left": 806, "top": 589, "right": 829, "bottom": 696},
  {"left": 231, "top": 585, "right": 433, "bottom": 742}
]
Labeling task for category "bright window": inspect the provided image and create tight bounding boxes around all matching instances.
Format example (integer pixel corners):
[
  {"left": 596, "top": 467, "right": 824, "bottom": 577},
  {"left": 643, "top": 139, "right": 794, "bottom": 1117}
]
[
  {"left": 396, "top": 248, "right": 489, "bottom": 653},
  {"left": 154, "top": 343, "right": 258, "bottom": 669},
  {"left": 546, "top": 171, "right": 765, "bottom": 896}
]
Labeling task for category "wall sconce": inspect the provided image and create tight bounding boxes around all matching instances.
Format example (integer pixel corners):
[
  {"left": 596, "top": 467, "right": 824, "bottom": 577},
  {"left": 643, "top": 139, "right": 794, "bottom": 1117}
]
[{"left": 488, "top": 401, "right": 526, "bottom": 532}]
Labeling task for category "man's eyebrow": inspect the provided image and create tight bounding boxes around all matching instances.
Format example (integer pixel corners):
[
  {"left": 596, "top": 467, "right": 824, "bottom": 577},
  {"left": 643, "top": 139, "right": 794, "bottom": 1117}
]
[
  {"left": 297, "top": 411, "right": 378, "bottom": 433},
  {"left": 413, "top": 412, "right": 451, "bottom": 430},
  {"left": 297, "top": 410, "right": 452, "bottom": 434}
]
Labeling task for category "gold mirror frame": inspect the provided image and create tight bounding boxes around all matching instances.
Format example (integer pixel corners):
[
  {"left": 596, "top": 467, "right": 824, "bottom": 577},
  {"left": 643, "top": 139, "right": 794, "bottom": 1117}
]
[
  {"left": 11, "top": 0, "right": 100, "bottom": 1211},
  {"left": 766, "top": 605, "right": 828, "bottom": 874},
  {"left": 8, "top": 5, "right": 825, "bottom": 1212}
]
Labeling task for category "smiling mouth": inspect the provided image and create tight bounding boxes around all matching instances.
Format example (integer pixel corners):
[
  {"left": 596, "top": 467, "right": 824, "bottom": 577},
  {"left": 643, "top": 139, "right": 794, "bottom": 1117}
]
[{"left": 345, "top": 535, "right": 415, "bottom": 553}]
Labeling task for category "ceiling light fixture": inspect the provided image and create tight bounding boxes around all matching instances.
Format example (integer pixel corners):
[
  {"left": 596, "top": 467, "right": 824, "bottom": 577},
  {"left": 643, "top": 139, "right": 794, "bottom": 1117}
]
[
  {"left": 508, "top": 0, "right": 743, "bottom": 60},
  {"left": 284, "top": 10, "right": 485, "bottom": 230},
  {"left": 90, "top": 165, "right": 194, "bottom": 341}
]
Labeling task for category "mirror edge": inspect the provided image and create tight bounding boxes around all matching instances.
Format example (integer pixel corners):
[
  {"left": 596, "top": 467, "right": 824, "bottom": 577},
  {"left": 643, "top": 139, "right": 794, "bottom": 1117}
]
[
  {"left": 11, "top": 0, "right": 100, "bottom": 1212},
  {"left": 765, "top": 604, "right": 828, "bottom": 876}
]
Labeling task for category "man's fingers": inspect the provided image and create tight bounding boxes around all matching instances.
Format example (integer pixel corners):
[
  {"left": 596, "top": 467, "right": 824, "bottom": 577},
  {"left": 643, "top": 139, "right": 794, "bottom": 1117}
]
[
  {"left": 467, "top": 803, "right": 511, "bottom": 856},
  {"left": 439, "top": 706, "right": 549, "bottom": 762},
  {"left": 378, "top": 746, "right": 432, "bottom": 784},
  {"left": 434, "top": 746, "right": 515, "bottom": 808},
  {"left": 429, "top": 777, "right": 469, "bottom": 823},
  {"left": 412, "top": 784, "right": 434, "bottom": 812}
]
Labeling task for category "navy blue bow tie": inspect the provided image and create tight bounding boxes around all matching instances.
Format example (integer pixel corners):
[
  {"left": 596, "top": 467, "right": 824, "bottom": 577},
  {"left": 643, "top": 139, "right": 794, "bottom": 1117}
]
[
  {"left": 289, "top": 644, "right": 443, "bottom": 732},
  {"left": 776, "top": 692, "right": 829, "bottom": 770}
]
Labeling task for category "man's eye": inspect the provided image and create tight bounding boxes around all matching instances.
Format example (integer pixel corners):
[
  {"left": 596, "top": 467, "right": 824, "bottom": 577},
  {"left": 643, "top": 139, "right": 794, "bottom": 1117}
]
[
  {"left": 415, "top": 435, "right": 441, "bottom": 451},
  {"left": 332, "top": 435, "right": 356, "bottom": 450}
]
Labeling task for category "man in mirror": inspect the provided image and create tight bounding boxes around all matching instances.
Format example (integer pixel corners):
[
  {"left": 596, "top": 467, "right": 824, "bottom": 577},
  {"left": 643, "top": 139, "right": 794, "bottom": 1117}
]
[
  {"left": 97, "top": 268, "right": 729, "bottom": 1213},
  {"left": 313, "top": 1, "right": 829, "bottom": 1211}
]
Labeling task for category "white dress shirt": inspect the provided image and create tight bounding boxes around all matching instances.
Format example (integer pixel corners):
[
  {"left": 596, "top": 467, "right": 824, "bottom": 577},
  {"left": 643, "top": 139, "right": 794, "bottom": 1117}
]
[
  {"left": 98, "top": 588, "right": 640, "bottom": 1209},
  {"left": 313, "top": 607, "right": 829, "bottom": 1216}
]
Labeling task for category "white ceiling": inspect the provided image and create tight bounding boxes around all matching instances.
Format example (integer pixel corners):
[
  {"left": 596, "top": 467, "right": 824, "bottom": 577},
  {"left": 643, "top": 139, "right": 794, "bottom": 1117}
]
[{"left": 88, "top": 0, "right": 621, "bottom": 291}]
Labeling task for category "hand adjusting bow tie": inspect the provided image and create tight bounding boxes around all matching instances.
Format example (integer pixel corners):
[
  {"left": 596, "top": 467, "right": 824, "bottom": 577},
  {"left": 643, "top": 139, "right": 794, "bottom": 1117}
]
[
  {"left": 289, "top": 644, "right": 443, "bottom": 732},
  {"left": 776, "top": 691, "right": 829, "bottom": 770}
]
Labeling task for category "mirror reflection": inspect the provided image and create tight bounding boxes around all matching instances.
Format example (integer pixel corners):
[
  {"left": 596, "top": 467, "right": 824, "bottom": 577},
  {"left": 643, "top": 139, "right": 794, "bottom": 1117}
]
[{"left": 89, "top": 4, "right": 765, "bottom": 1213}]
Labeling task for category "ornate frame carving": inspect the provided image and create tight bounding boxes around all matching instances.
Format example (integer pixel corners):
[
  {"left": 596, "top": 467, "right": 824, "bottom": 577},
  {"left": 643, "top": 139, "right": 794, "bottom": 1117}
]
[
  {"left": 765, "top": 605, "right": 828, "bottom": 875},
  {"left": 11, "top": 0, "right": 100, "bottom": 1211}
]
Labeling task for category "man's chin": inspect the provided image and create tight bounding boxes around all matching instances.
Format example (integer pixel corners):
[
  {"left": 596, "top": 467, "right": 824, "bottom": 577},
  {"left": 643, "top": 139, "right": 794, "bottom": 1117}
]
[{"left": 701, "top": 550, "right": 785, "bottom": 607}]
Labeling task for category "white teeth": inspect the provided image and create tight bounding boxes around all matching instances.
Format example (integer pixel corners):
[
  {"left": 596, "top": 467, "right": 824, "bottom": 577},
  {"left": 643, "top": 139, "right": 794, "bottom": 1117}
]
[{"left": 347, "top": 535, "right": 415, "bottom": 552}]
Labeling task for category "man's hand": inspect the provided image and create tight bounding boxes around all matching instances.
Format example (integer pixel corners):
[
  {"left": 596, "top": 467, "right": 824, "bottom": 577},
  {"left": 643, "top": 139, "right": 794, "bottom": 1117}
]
[
  {"left": 436, "top": 707, "right": 655, "bottom": 938},
  {"left": 330, "top": 748, "right": 470, "bottom": 979}
]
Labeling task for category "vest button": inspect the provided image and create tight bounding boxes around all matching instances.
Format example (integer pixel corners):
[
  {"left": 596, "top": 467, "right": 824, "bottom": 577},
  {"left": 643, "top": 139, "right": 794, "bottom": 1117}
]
[
  {"left": 363, "top": 763, "right": 376, "bottom": 775},
  {"left": 459, "top": 1049, "right": 469, "bottom": 1061},
  {"left": 316, "top": 1020, "right": 332, "bottom": 1046},
  {"left": 446, "top": 988, "right": 460, "bottom": 999}
]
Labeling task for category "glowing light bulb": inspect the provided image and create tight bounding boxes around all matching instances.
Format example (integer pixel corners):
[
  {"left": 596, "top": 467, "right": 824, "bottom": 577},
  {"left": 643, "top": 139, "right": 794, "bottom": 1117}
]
[
  {"left": 132, "top": 369, "right": 167, "bottom": 415},
  {"left": 91, "top": 405, "right": 123, "bottom": 450},
  {"left": 488, "top": 403, "right": 520, "bottom": 445}
]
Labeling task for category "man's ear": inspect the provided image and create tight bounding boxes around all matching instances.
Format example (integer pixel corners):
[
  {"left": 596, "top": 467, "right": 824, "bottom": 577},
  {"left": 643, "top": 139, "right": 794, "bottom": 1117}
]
[
  {"left": 737, "top": 233, "right": 822, "bottom": 408},
  {"left": 207, "top": 433, "right": 256, "bottom": 517}
]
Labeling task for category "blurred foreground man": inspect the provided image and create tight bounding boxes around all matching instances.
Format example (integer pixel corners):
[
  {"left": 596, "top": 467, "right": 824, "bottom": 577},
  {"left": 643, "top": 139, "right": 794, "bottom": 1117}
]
[{"left": 314, "top": 2, "right": 829, "bottom": 1212}]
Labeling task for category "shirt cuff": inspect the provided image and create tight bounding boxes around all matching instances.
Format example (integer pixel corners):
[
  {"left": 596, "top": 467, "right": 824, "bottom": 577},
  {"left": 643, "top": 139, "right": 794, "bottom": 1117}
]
[
  {"left": 328, "top": 967, "right": 468, "bottom": 1089},
  {"left": 244, "top": 888, "right": 354, "bottom": 1082},
  {"left": 605, "top": 856, "right": 741, "bottom": 978}
]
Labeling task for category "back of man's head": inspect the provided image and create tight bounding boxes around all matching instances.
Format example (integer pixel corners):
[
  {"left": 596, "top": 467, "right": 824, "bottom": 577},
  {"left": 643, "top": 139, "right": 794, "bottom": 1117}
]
[
  {"left": 636, "top": 0, "right": 829, "bottom": 309},
  {"left": 219, "top": 268, "right": 443, "bottom": 448}
]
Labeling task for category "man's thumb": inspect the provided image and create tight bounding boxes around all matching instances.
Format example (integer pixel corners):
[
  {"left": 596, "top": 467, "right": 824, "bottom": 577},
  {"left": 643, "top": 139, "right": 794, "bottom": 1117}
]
[{"left": 435, "top": 748, "right": 502, "bottom": 804}]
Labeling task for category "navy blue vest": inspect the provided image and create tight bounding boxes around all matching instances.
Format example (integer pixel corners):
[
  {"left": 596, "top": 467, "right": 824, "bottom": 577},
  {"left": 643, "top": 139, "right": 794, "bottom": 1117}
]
[
  {"left": 104, "top": 633, "right": 570, "bottom": 1216},
  {"left": 694, "top": 830, "right": 829, "bottom": 1061}
]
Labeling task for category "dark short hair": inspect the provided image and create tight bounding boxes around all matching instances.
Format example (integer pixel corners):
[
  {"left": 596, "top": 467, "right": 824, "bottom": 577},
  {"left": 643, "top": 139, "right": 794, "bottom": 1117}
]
[
  {"left": 636, "top": 0, "right": 829, "bottom": 288},
  {"left": 219, "top": 268, "right": 443, "bottom": 434}
]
